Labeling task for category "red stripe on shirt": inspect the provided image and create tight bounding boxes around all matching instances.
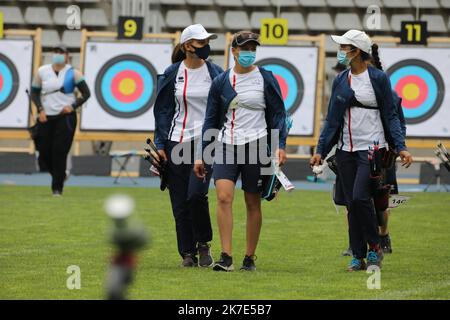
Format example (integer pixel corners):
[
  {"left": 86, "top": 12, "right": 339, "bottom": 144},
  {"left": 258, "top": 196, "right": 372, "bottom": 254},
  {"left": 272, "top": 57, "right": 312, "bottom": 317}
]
[
  {"left": 180, "top": 68, "right": 188, "bottom": 143},
  {"left": 347, "top": 74, "right": 353, "bottom": 152},
  {"left": 230, "top": 74, "right": 236, "bottom": 144}
]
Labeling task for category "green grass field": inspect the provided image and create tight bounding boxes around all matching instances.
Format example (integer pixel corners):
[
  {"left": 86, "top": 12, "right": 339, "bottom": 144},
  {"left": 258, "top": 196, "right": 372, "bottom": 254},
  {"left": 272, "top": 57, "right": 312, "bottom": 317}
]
[{"left": 1, "top": 185, "right": 449, "bottom": 300}]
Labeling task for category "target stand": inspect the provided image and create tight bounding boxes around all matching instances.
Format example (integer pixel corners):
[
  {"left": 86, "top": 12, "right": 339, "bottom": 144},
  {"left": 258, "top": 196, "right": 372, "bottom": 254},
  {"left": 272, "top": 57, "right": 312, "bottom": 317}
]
[
  {"left": 224, "top": 33, "right": 326, "bottom": 148},
  {"left": 75, "top": 29, "right": 180, "bottom": 155},
  {"left": 0, "top": 28, "right": 42, "bottom": 154}
]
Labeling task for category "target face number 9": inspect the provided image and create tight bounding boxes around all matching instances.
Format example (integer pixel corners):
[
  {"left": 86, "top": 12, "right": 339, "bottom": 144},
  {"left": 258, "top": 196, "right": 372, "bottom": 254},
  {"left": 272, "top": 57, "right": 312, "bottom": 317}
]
[{"left": 118, "top": 16, "right": 143, "bottom": 40}]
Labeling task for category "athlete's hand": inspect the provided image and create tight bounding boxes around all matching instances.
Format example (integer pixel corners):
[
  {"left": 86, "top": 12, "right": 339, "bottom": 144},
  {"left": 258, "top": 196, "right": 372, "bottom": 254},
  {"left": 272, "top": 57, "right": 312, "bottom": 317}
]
[
  {"left": 309, "top": 153, "right": 323, "bottom": 167},
  {"left": 38, "top": 110, "right": 47, "bottom": 123},
  {"left": 157, "top": 149, "right": 168, "bottom": 163},
  {"left": 194, "top": 160, "right": 206, "bottom": 179},
  {"left": 276, "top": 149, "right": 287, "bottom": 166},
  {"left": 399, "top": 150, "right": 413, "bottom": 168},
  {"left": 61, "top": 105, "right": 74, "bottom": 114}
]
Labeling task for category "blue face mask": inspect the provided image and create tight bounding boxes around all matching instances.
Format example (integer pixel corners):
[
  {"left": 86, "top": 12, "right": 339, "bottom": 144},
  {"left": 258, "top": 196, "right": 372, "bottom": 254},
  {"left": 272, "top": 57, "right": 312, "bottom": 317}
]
[
  {"left": 336, "top": 49, "right": 354, "bottom": 66},
  {"left": 52, "top": 54, "right": 66, "bottom": 65},
  {"left": 238, "top": 51, "right": 256, "bottom": 68}
]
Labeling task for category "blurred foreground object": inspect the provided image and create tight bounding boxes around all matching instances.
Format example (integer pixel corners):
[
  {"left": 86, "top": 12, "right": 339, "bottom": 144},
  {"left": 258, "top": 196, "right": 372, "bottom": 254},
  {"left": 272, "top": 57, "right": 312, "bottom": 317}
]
[{"left": 104, "top": 194, "right": 149, "bottom": 300}]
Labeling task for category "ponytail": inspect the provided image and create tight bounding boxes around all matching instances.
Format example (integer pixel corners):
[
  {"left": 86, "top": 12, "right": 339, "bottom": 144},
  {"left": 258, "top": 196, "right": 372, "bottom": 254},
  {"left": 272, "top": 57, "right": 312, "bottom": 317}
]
[
  {"left": 371, "top": 43, "right": 383, "bottom": 71},
  {"left": 171, "top": 43, "right": 186, "bottom": 64}
]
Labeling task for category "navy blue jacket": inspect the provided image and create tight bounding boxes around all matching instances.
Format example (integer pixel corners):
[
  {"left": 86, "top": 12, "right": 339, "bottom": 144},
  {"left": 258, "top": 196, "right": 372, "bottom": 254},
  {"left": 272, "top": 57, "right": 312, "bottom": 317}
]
[
  {"left": 153, "top": 60, "right": 224, "bottom": 150},
  {"left": 201, "top": 67, "right": 288, "bottom": 153},
  {"left": 316, "top": 66, "right": 407, "bottom": 158},
  {"left": 393, "top": 91, "right": 406, "bottom": 138}
]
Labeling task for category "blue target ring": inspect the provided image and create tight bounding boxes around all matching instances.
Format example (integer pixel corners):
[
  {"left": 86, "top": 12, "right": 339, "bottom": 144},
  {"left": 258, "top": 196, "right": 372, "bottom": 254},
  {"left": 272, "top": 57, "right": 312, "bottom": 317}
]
[
  {"left": 256, "top": 58, "right": 304, "bottom": 115},
  {"left": 386, "top": 59, "right": 444, "bottom": 125},
  {"left": 95, "top": 54, "right": 157, "bottom": 118},
  {"left": 0, "top": 53, "right": 19, "bottom": 112}
]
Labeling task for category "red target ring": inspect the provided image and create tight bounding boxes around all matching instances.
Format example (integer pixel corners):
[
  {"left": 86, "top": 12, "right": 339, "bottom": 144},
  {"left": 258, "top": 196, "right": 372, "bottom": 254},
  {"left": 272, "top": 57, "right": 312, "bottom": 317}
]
[
  {"left": 394, "top": 75, "right": 428, "bottom": 109},
  {"left": 111, "top": 70, "right": 144, "bottom": 103}
]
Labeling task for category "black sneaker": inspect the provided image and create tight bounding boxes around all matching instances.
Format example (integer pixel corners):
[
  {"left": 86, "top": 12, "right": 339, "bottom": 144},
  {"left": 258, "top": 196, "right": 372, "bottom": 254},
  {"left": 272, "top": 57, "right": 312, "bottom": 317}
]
[
  {"left": 181, "top": 254, "right": 198, "bottom": 268},
  {"left": 380, "top": 234, "right": 393, "bottom": 254},
  {"left": 197, "top": 242, "right": 214, "bottom": 267},
  {"left": 52, "top": 190, "right": 62, "bottom": 197},
  {"left": 212, "top": 252, "right": 234, "bottom": 272},
  {"left": 342, "top": 246, "right": 352, "bottom": 256},
  {"left": 240, "top": 255, "right": 257, "bottom": 271}
]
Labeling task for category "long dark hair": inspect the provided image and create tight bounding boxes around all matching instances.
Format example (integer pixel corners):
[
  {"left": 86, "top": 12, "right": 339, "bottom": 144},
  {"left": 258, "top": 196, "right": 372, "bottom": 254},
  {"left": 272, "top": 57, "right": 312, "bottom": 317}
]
[
  {"left": 360, "top": 43, "right": 383, "bottom": 70},
  {"left": 171, "top": 43, "right": 186, "bottom": 64}
]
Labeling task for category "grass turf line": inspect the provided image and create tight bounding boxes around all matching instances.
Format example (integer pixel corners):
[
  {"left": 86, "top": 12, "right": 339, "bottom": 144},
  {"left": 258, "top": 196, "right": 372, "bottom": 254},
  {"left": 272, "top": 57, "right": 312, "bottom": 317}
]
[{"left": 0, "top": 185, "right": 449, "bottom": 299}]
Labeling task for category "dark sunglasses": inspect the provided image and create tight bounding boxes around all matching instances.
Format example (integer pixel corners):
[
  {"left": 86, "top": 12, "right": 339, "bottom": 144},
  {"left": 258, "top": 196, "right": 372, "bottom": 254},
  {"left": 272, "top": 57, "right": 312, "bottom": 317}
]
[{"left": 232, "top": 32, "right": 260, "bottom": 47}]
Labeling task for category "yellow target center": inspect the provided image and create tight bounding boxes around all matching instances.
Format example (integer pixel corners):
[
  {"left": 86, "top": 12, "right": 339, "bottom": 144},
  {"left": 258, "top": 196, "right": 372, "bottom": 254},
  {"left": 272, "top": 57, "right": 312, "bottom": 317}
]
[
  {"left": 402, "top": 83, "right": 420, "bottom": 100},
  {"left": 119, "top": 78, "right": 136, "bottom": 96}
]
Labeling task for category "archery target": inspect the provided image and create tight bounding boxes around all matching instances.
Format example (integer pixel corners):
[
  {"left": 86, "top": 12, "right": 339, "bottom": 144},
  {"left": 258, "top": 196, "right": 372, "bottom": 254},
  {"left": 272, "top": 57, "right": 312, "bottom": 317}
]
[
  {"left": 0, "top": 40, "right": 33, "bottom": 129},
  {"left": 228, "top": 46, "right": 318, "bottom": 136},
  {"left": 255, "top": 58, "right": 304, "bottom": 116},
  {"left": 0, "top": 53, "right": 19, "bottom": 112},
  {"left": 82, "top": 42, "right": 172, "bottom": 131},
  {"left": 379, "top": 48, "right": 450, "bottom": 138},
  {"left": 386, "top": 59, "right": 444, "bottom": 125}
]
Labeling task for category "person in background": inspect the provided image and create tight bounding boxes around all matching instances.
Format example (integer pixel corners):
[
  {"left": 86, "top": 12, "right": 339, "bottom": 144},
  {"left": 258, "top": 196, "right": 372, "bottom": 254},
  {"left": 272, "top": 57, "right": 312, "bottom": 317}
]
[
  {"left": 153, "top": 24, "right": 223, "bottom": 268},
  {"left": 30, "top": 44, "right": 90, "bottom": 196},
  {"left": 310, "top": 30, "right": 412, "bottom": 272}
]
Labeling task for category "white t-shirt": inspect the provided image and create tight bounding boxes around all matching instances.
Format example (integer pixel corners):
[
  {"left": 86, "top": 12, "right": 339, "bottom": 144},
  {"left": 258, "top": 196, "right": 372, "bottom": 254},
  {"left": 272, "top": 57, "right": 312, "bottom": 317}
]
[
  {"left": 169, "top": 61, "right": 212, "bottom": 143},
  {"left": 219, "top": 67, "right": 267, "bottom": 145},
  {"left": 340, "top": 69, "right": 386, "bottom": 152},
  {"left": 38, "top": 64, "right": 76, "bottom": 116}
]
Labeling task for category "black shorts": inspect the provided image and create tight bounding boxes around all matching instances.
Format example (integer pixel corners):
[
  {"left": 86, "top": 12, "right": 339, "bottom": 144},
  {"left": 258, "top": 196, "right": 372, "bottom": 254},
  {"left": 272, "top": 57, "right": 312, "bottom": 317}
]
[{"left": 213, "top": 138, "right": 271, "bottom": 193}]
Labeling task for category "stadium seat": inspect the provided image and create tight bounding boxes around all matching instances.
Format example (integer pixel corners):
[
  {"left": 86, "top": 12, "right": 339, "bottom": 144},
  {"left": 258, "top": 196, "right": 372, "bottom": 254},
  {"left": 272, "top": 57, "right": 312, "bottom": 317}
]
[
  {"left": 383, "top": 0, "right": 411, "bottom": 8},
  {"left": 420, "top": 14, "right": 447, "bottom": 33},
  {"left": 47, "top": 0, "right": 71, "bottom": 2},
  {"left": 326, "top": 0, "right": 354, "bottom": 7},
  {"left": 362, "top": 13, "right": 390, "bottom": 31},
  {"left": 209, "top": 33, "right": 226, "bottom": 51},
  {"left": 214, "top": 0, "right": 243, "bottom": 6},
  {"left": 307, "top": 12, "right": 334, "bottom": 31},
  {"left": 335, "top": 13, "right": 362, "bottom": 31},
  {"left": 62, "top": 30, "right": 82, "bottom": 48},
  {"left": 243, "top": 0, "right": 271, "bottom": 6},
  {"left": 325, "top": 35, "right": 338, "bottom": 53},
  {"left": 441, "top": 0, "right": 450, "bottom": 9},
  {"left": 75, "top": 0, "right": 101, "bottom": 3},
  {"left": 81, "top": 9, "right": 109, "bottom": 27},
  {"left": 224, "top": 11, "right": 251, "bottom": 30},
  {"left": 194, "top": 10, "right": 223, "bottom": 29},
  {"left": 250, "top": 12, "right": 275, "bottom": 29},
  {"left": 281, "top": 12, "right": 306, "bottom": 31},
  {"left": 390, "top": 14, "right": 414, "bottom": 32},
  {"left": 165, "top": 10, "right": 193, "bottom": 28},
  {"left": 299, "top": 0, "right": 327, "bottom": 7},
  {"left": 41, "top": 30, "right": 61, "bottom": 48},
  {"left": 417, "top": 0, "right": 440, "bottom": 8},
  {"left": 24, "top": 7, "right": 54, "bottom": 26},
  {"left": 270, "top": 0, "right": 299, "bottom": 6},
  {"left": 187, "top": 0, "right": 214, "bottom": 4},
  {"left": 0, "top": 6, "right": 25, "bottom": 24},
  {"left": 354, "top": 0, "right": 382, "bottom": 7},
  {"left": 160, "top": 0, "right": 186, "bottom": 4},
  {"left": 53, "top": 7, "right": 70, "bottom": 26},
  {"left": 146, "top": 10, "right": 167, "bottom": 32}
]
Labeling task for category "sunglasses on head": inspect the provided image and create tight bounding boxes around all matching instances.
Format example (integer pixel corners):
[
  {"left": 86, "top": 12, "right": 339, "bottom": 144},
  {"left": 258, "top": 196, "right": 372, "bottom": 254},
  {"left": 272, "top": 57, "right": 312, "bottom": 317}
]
[{"left": 232, "top": 32, "right": 260, "bottom": 47}]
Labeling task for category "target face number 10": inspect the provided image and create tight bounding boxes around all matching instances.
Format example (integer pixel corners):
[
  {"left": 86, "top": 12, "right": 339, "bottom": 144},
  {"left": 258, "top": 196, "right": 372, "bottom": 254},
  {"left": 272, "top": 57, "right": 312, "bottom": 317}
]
[{"left": 260, "top": 18, "right": 288, "bottom": 45}]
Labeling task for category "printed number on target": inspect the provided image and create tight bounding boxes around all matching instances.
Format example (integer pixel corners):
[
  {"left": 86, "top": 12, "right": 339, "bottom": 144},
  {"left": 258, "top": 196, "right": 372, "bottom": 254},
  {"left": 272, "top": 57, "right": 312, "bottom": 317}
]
[{"left": 260, "top": 18, "right": 288, "bottom": 45}]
